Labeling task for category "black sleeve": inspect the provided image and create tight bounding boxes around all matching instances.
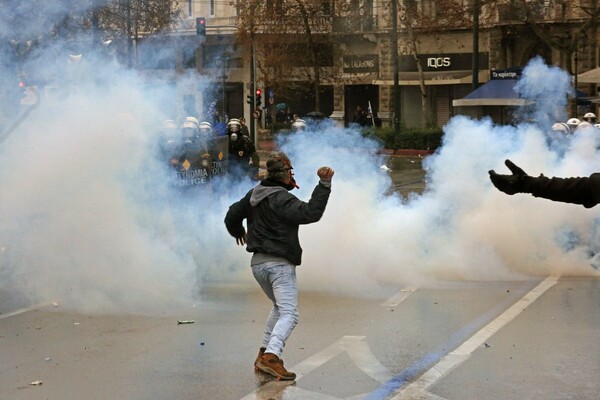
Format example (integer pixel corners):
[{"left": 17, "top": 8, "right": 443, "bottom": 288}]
[
  {"left": 245, "top": 139, "right": 259, "bottom": 166},
  {"left": 224, "top": 191, "right": 252, "bottom": 238},
  {"left": 274, "top": 182, "right": 331, "bottom": 224},
  {"left": 529, "top": 173, "right": 600, "bottom": 208}
]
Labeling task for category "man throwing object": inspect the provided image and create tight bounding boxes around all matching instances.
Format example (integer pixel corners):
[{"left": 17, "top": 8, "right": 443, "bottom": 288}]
[{"left": 224, "top": 152, "right": 334, "bottom": 380}]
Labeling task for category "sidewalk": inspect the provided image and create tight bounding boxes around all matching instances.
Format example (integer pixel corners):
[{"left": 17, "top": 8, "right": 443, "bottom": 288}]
[{"left": 256, "top": 136, "right": 434, "bottom": 157}]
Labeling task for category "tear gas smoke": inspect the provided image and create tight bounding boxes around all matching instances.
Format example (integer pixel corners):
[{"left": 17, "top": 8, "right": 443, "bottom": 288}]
[
  {"left": 1, "top": 11, "right": 598, "bottom": 316},
  {"left": 278, "top": 57, "right": 600, "bottom": 296}
]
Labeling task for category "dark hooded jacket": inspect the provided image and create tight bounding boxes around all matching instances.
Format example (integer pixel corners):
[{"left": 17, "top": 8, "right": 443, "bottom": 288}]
[{"left": 224, "top": 178, "right": 331, "bottom": 265}]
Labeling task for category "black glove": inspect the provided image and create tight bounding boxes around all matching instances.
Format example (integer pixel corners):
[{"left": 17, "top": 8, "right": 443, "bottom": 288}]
[{"left": 488, "top": 159, "right": 533, "bottom": 195}]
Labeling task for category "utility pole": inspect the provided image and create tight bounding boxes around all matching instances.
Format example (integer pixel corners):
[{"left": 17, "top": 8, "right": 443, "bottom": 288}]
[
  {"left": 126, "top": 0, "right": 133, "bottom": 68},
  {"left": 250, "top": 32, "right": 256, "bottom": 144},
  {"left": 392, "top": 0, "right": 400, "bottom": 136},
  {"left": 472, "top": 0, "right": 480, "bottom": 91},
  {"left": 91, "top": 0, "right": 99, "bottom": 46}
]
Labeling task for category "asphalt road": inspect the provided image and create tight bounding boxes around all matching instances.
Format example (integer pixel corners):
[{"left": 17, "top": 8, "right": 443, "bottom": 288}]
[
  {"left": 2, "top": 156, "right": 599, "bottom": 400},
  {"left": 1, "top": 277, "right": 599, "bottom": 400}
]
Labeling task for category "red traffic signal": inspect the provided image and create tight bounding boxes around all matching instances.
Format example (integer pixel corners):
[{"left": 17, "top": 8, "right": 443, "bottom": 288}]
[
  {"left": 255, "top": 89, "right": 262, "bottom": 108},
  {"left": 196, "top": 17, "right": 206, "bottom": 36}
]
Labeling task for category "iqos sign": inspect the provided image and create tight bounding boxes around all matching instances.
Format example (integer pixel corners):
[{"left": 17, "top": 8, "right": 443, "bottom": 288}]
[
  {"left": 427, "top": 57, "right": 451, "bottom": 69},
  {"left": 400, "top": 53, "right": 488, "bottom": 72}
]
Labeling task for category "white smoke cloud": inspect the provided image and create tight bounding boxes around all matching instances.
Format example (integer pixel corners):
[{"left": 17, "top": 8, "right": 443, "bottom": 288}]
[
  {"left": 274, "top": 58, "right": 600, "bottom": 297},
  {"left": 2, "top": 20, "right": 599, "bottom": 315}
]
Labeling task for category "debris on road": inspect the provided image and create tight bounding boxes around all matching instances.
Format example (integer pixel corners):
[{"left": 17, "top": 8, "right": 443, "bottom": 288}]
[
  {"left": 30, "top": 381, "right": 43, "bottom": 386},
  {"left": 177, "top": 320, "right": 195, "bottom": 325}
]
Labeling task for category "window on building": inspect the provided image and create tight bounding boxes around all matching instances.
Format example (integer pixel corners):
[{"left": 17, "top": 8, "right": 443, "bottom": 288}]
[
  {"left": 264, "top": 43, "right": 333, "bottom": 67},
  {"left": 408, "top": 0, "right": 436, "bottom": 17},
  {"left": 187, "top": 0, "right": 192, "bottom": 17},
  {"left": 266, "top": 0, "right": 284, "bottom": 15},
  {"left": 210, "top": 0, "right": 215, "bottom": 16},
  {"left": 183, "top": 46, "right": 197, "bottom": 69},
  {"left": 321, "top": 0, "right": 332, "bottom": 16},
  {"left": 183, "top": 95, "right": 196, "bottom": 117},
  {"left": 203, "top": 45, "right": 243, "bottom": 69}
]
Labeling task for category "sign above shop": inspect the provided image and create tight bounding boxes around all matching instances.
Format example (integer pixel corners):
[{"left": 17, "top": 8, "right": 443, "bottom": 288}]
[
  {"left": 400, "top": 53, "right": 489, "bottom": 72},
  {"left": 343, "top": 54, "right": 379, "bottom": 73},
  {"left": 490, "top": 67, "right": 522, "bottom": 80}
]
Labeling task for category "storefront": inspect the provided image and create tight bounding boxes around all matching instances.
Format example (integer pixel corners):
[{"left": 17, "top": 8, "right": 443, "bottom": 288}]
[{"left": 374, "top": 52, "right": 489, "bottom": 128}]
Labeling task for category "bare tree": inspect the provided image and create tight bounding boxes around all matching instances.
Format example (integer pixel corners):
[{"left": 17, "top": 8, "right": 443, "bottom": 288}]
[
  {"left": 495, "top": 0, "right": 600, "bottom": 74},
  {"left": 487, "top": 0, "right": 600, "bottom": 115},
  {"left": 237, "top": 0, "right": 340, "bottom": 112},
  {"left": 395, "top": 0, "right": 482, "bottom": 125},
  {"left": 96, "top": 0, "right": 182, "bottom": 68}
]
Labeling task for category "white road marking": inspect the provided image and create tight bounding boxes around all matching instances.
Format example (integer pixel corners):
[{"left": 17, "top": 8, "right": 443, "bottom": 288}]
[
  {"left": 0, "top": 303, "right": 48, "bottom": 320},
  {"left": 240, "top": 336, "right": 391, "bottom": 400},
  {"left": 346, "top": 338, "right": 393, "bottom": 383},
  {"left": 391, "top": 276, "right": 559, "bottom": 399},
  {"left": 381, "top": 287, "right": 417, "bottom": 307}
]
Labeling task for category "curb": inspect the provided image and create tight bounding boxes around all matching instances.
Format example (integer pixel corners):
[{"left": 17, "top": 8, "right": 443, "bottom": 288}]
[{"left": 258, "top": 140, "right": 434, "bottom": 157}]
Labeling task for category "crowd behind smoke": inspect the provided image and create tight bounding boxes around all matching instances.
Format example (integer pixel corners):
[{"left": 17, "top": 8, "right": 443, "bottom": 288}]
[{"left": 2, "top": 5, "right": 600, "bottom": 313}]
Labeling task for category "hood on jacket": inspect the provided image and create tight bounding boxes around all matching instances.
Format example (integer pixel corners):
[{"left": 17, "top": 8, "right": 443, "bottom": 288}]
[{"left": 249, "top": 184, "right": 287, "bottom": 206}]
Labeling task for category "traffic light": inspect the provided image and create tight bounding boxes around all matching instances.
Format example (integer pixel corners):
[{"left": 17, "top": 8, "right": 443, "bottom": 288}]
[
  {"left": 18, "top": 80, "right": 27, "bottom": 100},
  {"left": 255, "top": 89, "right": 262, "bottom": 108},
  {"left": 246, "top": 94, "right": 252, "bottom": 105},
  {"left": 196, "top": 17, "right": 206, "bottom": 36}
]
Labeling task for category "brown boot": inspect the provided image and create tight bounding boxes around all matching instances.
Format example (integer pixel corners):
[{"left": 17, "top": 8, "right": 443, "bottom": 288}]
[
  {"left": 254, "top": 347, "right": 266, "bottom": 369},
  {"left": 255, "top": 353, "right": 296, "bottom": 381}
]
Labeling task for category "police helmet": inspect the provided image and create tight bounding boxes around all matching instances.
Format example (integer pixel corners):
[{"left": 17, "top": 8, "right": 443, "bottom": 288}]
[
  {"left": 551, "top": 122, "right": 570, "bottom": 134},
  {"left": 181, "top": 119, "right": 199, "bottom": 138},
  {"left": 184, "top": 116, "right": 200, "bottom": 128},
  {"left": 227, "top": 118, "right": 241, "bottom": 133},
  {"left": 291, "top": 119, "right": 307, "bottom": 133},
  {"left": 162, "top": 119, "right": 177, "bottom": 130},
  {"left": 583, "top": 112, "right": 597, "bottom": 123},
  {"left": 161, "top": 119, "right": 178, "bottom": 137},
  {"left": 576, "top": 121, "right": 593, "bottom": 131},
  {"left": 199, "top": 121, "right": 212, "bottom": 137},
  {"left": 566, "top": 118, "right": 581, "bottom": 130}
]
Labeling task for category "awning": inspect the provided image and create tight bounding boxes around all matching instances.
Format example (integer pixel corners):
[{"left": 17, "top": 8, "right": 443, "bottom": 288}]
[
  {"left": 373, "top": 70, "right": 488, "bottom": 86},
  {"left": 577, "top": 67, "right": 600, "bottom": 84},
  {"left": 453, "top": 78, "right": 591, "bottom": 107},
  {"left": 452, "top": 79, "right": 534, "bottom": 107}
]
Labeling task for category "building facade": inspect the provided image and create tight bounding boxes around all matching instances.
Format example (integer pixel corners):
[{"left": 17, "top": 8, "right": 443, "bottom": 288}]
[{"left": 166, "top": 0, "right": 600, "bottom": 128}]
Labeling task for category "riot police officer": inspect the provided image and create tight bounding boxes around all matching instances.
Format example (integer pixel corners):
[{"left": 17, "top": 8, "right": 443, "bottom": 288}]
[
  {"left": 291, "top": 119, "right": 307, "bottom": 133},
  {"left": 170, "top": 117, "right": 212, "bottom": 189},
  {"left": 158, "top": 119, "right": 180, "bottom": 167},
  {"left": 228, "top": 128, "right": 260, "bottom": 181}
]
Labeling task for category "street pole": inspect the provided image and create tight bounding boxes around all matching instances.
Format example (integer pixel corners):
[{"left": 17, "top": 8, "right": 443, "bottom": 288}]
[
  {"left": 472, "top": 0, "right": 480, "bottom": 91},
  {"left": 392, "top": 0, "right": 400, "bottom": 136},
  {"left": 91, "top": 0, "right": 99, "bottom": 47},
  {"left": 250, "top": 33, "right": 256, "bottom": 144},
  {"left": 126, "top": 0, "right": 132, "bottom": 68},
  {"left": 221, "top": 57, "right": 227, "bottom": 118}
]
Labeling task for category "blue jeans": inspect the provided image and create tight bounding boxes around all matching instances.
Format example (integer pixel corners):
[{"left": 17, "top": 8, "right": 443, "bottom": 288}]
[{"left": 251, "top": 261, "right": 299, "bottom": 357}]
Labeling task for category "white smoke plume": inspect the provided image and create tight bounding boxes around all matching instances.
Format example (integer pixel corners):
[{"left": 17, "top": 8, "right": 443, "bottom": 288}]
[
  {"left": 2, "top": 10, "right": 599, "bottom": 315},
  {"left": 278, "top": 57, "right": 600, "bottom": 297}
]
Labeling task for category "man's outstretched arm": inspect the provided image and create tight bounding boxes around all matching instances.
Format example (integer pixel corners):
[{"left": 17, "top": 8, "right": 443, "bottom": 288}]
[{"left": 489, "top": 159, "right": 600, "bottom": 208}]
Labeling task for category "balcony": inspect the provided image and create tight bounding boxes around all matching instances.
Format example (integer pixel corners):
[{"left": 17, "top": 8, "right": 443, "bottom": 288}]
[{"left": 332, "top": 15, "right": 377, "bottom": 33}]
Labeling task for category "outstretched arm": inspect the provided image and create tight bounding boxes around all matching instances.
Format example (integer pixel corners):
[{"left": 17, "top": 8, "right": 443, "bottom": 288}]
[{"left": 489, "top": 159, "right": 600, "bottom": 208}]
